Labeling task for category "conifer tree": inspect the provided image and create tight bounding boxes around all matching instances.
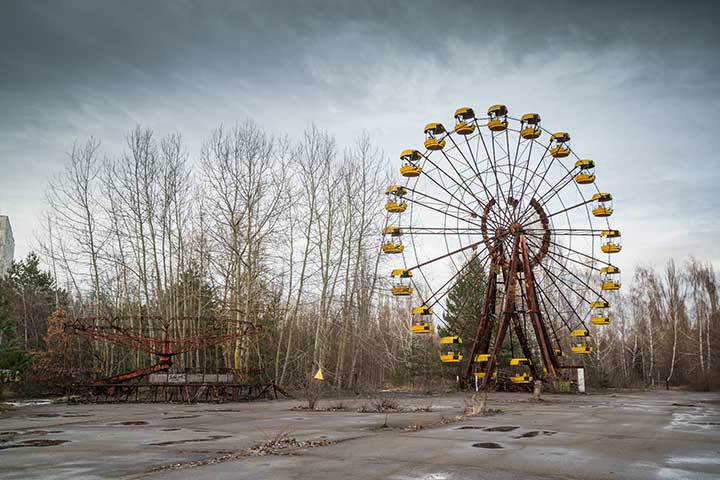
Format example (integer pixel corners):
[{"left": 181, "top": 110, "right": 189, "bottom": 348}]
[{"left": 440, "top": 254, "right": 487, "bottom": 371}]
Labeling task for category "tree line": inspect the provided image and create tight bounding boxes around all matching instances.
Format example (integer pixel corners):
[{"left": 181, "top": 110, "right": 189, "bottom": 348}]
[{"left": 0, "top": 121, "right": 717, "bottom": 392}]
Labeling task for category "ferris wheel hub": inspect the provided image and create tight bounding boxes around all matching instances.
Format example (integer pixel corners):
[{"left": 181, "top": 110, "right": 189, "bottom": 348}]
[{"left": 509, "top": 223, "right": 523, "bottom": 235}]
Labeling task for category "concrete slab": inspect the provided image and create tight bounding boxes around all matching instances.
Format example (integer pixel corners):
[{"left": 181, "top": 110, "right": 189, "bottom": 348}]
[{"left": 1, "top": 391, "right": 718, "bottom": 479}]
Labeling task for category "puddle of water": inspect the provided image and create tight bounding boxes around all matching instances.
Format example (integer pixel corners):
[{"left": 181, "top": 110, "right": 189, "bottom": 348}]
[
  {"left": 0, "top": 439, "right": 68, "bottom": 450},
  {"left": 667, "top": 407, "right": 720, "bottom": 432},
  {"left": 667, "top": 455, "right": 720, "bottom": 466},
  {"left": 6, "top": 399, "right": 52, "bottom": 408},
  {"left": 472, "top": 442, "right": 503, "bottom": 449},
  {"left": 114, "top": 421, "right": 148, "bottom": 426},
  {"left": 150, "top": 434, "right": 232, "bottom": 446},
  {"left": 164, "top": 415, "right": 200, "bottom": 420},
  {"left": 657, "top": 466, "right": 720, "bottom": 480},
  {"left": 517, "top": 431, "right": 539, "bottom": 438},
  {"left": 456, "top": 426, "right": 482, "bottom": 430},
  {"left": 484, "top": 426, "right": 518, "bottom": 432}
]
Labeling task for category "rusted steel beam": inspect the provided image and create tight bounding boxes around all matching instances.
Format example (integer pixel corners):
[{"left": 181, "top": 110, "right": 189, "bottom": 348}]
[
  {"left": 519, "top": 234, "right": 557, "bottom": 378},
  {"left": 463, "top": 266, "right": 498, "bottom": 379},
  {"left": 481, "top": 234, "right": 521, "bottom": 388},
  {"left": 64, "top": 317, "right": 261, "bottom": 355},
  {"left": 511, "top": 311, "right": 538, "bottom": 378},
  {"left": 90, "top": 361, "right": 171, "bottom": 385}
]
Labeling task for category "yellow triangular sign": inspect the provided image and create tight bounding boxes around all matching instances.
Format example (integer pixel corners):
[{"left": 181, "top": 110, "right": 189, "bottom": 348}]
[{"left": 314, "top": 368, "right": 324, "bottom": 381}]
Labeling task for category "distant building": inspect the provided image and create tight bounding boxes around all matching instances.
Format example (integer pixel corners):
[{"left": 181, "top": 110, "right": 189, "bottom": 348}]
[{"left": 0, "top": 216, "right": 14, "bottom": 274}]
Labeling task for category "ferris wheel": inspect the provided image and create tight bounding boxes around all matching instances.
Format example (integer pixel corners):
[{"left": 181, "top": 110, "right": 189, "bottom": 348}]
[{"left": 381, "top": 104, "right": 622, "bottom": 386}]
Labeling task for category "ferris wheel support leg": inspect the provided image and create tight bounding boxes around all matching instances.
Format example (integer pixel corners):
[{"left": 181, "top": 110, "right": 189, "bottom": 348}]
[
  {"left": 463, "top": 267, "right": 498, "bottom": 380},
  {"left": 519, "top": 235, "right": 557, "bottom": 381},
  {"left": 511, "top": 313, "right": 539, "bottom": 379},
  {"left": 481, "top": 236, "right": 521, "bottom": 389}
]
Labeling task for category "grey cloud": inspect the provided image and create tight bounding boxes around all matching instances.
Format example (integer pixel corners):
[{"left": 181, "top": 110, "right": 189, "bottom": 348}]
[{"left": 0, "top": 0, "right": 719, "bottom": 269}]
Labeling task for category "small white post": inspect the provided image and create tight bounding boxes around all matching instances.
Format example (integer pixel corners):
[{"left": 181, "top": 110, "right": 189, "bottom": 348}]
[{"left": 577, "top": 367, "right": 586, "bottom": 393}]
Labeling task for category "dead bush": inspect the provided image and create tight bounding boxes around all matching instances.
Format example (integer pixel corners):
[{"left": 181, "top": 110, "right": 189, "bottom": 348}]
[{"left": 371, "top": 395, "right": 400, "bottom": 413}]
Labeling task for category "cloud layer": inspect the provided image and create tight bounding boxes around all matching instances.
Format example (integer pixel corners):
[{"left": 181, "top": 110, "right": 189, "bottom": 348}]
[{"left": 1, "top": 0, "right": 719, "bottom": 272}]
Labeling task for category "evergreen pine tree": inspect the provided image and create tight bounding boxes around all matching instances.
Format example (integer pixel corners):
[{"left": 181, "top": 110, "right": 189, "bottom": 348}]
[{"left": 440, "top": 253, "right": 487, "bottom": 373}]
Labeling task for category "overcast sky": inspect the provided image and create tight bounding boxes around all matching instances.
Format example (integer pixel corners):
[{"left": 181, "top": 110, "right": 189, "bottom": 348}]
[{"left": 1, "top": 0, "right": 719, "bottom": 276}]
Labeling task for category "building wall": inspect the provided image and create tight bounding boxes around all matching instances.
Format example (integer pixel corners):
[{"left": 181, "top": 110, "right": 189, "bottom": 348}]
[{"left": 0, "top": 216, "right": 14, "bottom": 274}]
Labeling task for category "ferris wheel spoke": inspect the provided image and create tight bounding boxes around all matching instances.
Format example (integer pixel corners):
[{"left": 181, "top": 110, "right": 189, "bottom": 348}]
[
  {"left": 510, "top": 126, "right": 524, "bottom": 197},
  {"left": 521, "top": 197, "right": 595, "bottom": 229},
  {"left": 414, "top": 162, "right": 487, "bottom": 217},
  {"left": 408, "top": 187, "right": 481, "bottom": 218},
  {"left": 533, "top": 167, "right": 580, "bottom": 209},
  {"left": 403, "top": 197, "right": 484, "bottom": 230},
  {"left": 528, "top": 234, "right": 612, "bottom": 268},
  {"left": 406, "top": 239, "right": 487, "bottom": 273},
  {"left": 525, "top": 228, "right": 602, "bottom": 237},
  {"left": 524, "top": 237, "right": 603, "bottom": 273},
  {"left": 437, "top": 149, "right": 496, "bottom": 214},
  {"left": 423, "top": 249, "right": 492, "bottom": 308},
  {"left": 533, "top": 275, "right": 577, "bottom": 340},
  {"left": 531, "top": 259, "right": 591, "bottom": 331},
  {"left": 514, "top": 142, "right": 553, "bottom": 210},
  {"left": 472, "top": 120, "right": 509, "bottom": 214},
  {"left": 451, "top": 134, "right": 514, "bottom": 225},
  {"left": 526, "top": 237, "right": 607, "bottom": 303},
  {"left": 401, "top": 226, "right": 485, "bottom": 235},
  {"left": 517, "top": 166, "right": 581, "bottom": 224},
  {"left": 446, "top": 135, "right": 482, "bottom": 178},
  {"left": 518, "top": 141, "right": 564, "bottom": 210},
  {"left": 420, "top": 155, "right": 504, "bottom": 228}
]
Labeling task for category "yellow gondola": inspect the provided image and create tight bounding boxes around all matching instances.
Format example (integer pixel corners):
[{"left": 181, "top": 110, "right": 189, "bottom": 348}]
[
  {"left": 400, "top": 165, "right": 422, "bottom": 177},
  {"left": 509, "top": 357, "right": 530, "bottom": 366},
  {"left": 440, "top": 336, "right": 462, "bottom": 344},
  {"left": 601, "top": 265, "right": 621, "bottom": 290},
  {"left": 487, "top": 104, "right": 508, "bottom": 132},
  {"left": 384, "top": 200, "right": 407, "bottom": 213},
  {"left": 400, "top": 149, "right": 422, "bottom": 177},
  {"left": 571, "top": 329, "right": 590, "bottom": 337},
  {"left": 592, "top": 192, "right": 613, "bottom": 217},
  {"left": 474, "top": 371, "right": 497, "bottom": 379},
  {"left": 439, "top": 336, "right": 462, "bottom": 362},
  {"left": 520, "top": 113, "right": 542, "bottom": 139},
  {"left": 572, "top": 344, "right": 593, "bottom": 354},
  {"left": 575, "top": 159, "right": 596, "bottom": 184},
  {"left": 550, "top": 132, "right": 571, "bottom": 158},
  {"left": 590, "top": 300, "right": 612, "bottom": 325},
  {"left": 383, "top": 225, "right": 404, "bottom": 236},
  {"left": 474, "top": 353, "right": 491, "bottom": 363},
  {"left": 600, "top": 229, "right": 622, "bottom": 254},
  {"left": 385, "top": 185, "right": 407, "bottom": 196},
  {"left": 454, "top": 107, "right": 476, "bottom": 135},
  {"left": 424, "top": 123, "right": 446, "bottom": 150},
  {"left": 385, "top": 185, "right": 408, "bottom": 213},
  {"left": 591, "top": 315, "right": 612, "bottom": 326},
  {"left": 553, "top": 348, "right": 564, "bottom": 357},
  {"left": 410, "top": 304, "right": 432, "bottom": 333},
  {"left": 391, "top": 285, "right": 413, "bottom": 296},
  {"left": 440, "top": 351, "right": 463, "bottom": 363},
  {"left": 411, "top": 323, "right": 432, "bottom": 333},
  {"left": 381, "top": 242, "right": 404, "bottom": 254},
  {"left": 511, "top": 373, "right": 534, "bottom": 384},
  {"left": 391, "top": 268, "right": 412, "bottom": 279}
]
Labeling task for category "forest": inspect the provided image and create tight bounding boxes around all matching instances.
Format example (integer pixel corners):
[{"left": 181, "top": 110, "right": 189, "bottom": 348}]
[{"left": 0, "top": 122, "right": 718, "bottom": 393}]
